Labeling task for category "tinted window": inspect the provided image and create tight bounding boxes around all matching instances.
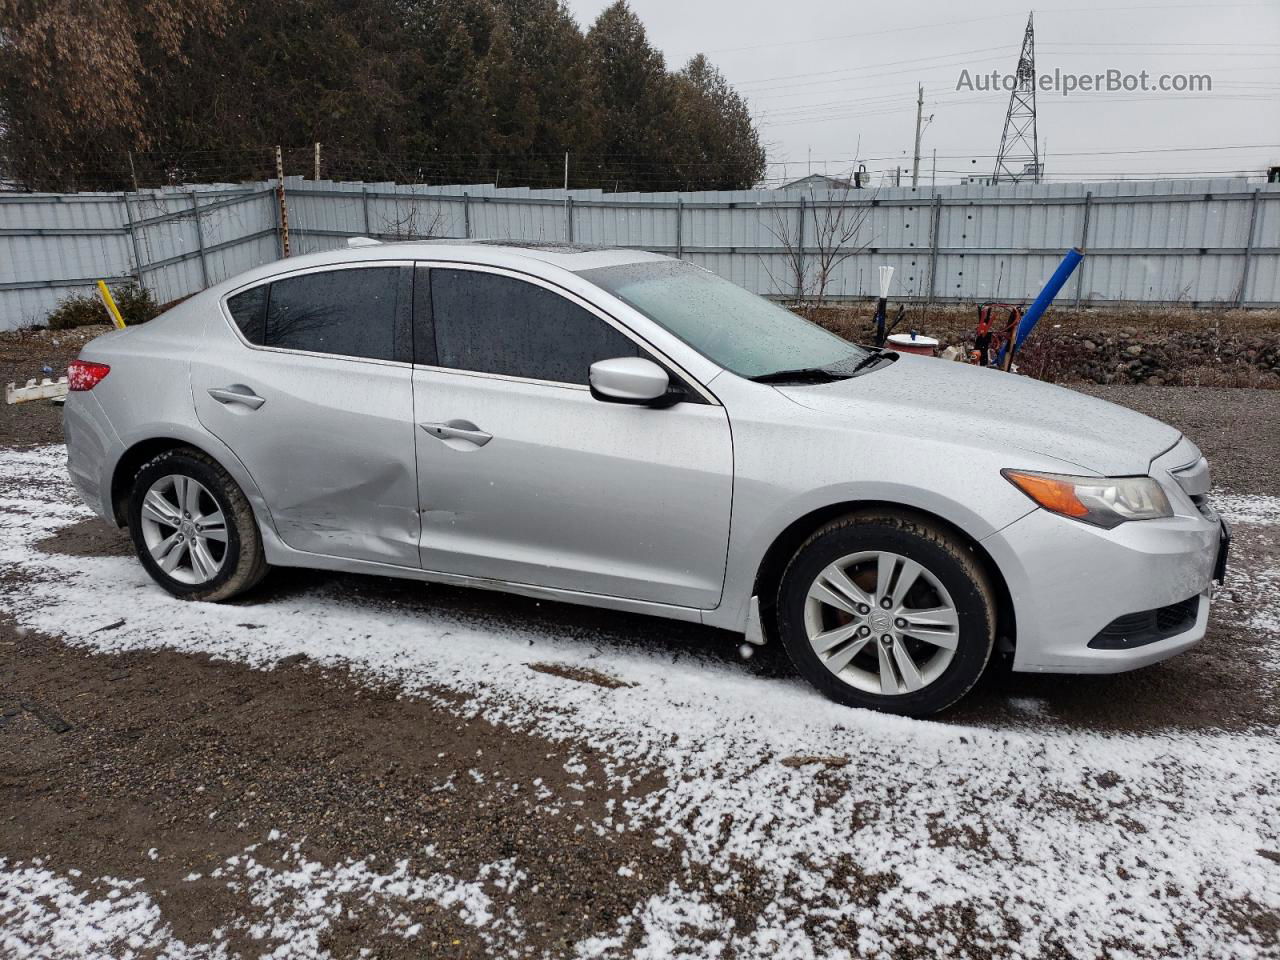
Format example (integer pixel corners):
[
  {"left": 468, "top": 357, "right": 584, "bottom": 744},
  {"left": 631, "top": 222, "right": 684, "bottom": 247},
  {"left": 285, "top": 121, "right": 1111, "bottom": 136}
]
[
  {"left": 263, "top": 267, "right": 403, "bottom": 361},
  {"left": 429, "top": 269, "right": 637, "bottom": 384},
  {"left": 227, "top": 286, "right": 267, "bottom": 344}
]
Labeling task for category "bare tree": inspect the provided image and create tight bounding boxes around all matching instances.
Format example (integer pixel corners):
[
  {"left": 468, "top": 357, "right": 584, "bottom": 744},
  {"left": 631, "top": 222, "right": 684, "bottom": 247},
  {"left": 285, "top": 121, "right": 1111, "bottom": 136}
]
[
  {"left": 764, "top": 172, "right": 875, "bottom": 315},
  {"left": 378, "top": 199, "right": 446, "bottom": 241}
]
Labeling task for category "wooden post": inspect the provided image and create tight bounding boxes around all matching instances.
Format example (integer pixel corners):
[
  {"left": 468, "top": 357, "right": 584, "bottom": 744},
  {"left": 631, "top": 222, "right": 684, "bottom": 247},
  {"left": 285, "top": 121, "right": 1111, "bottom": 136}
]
[
  {"left": 463, "top": 193, "right": 471, "bottom": 239},
  {"left": 566, "top": 196, "right": 575, "bottom": 243},
  {"left": 189, "top": 190, "right": 209, "bottom": 287},
  {"left": 1074, "top": 191, "right": 1093, "bottom": 307},
  {"left": 362, "top": 188, "right": 371, "bottom": 235},
  {"left": 275, "top": 145, "right": 290, "bottom": 258},
  {"left": 314, "top": 142, "right": 321, "bottom": 182},
  {"left": 1237, "top": 189, "right": 1261, "bottom": 308}
]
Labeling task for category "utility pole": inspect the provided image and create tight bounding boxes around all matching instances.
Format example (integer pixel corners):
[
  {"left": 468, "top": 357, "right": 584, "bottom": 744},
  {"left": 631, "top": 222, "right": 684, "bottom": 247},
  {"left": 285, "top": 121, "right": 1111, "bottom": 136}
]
[
  {"left": 931, "top": 148, "right": 937, "bottom": 189},
  {"left": 314, "top": 142, "right": 321, "bottom": 181},
  {"left": 563, "top": 152, "right": 569, "bottom": 192},
  {"left": 911, "top": 84, "right": 924, "bottom": 187}
]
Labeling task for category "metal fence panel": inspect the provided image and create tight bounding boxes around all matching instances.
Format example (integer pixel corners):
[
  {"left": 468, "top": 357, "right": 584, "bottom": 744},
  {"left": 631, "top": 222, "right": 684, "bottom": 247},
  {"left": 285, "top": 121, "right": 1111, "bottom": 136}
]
[{"left": 1, "top": 176, "right": 1278, "bottom": 330}]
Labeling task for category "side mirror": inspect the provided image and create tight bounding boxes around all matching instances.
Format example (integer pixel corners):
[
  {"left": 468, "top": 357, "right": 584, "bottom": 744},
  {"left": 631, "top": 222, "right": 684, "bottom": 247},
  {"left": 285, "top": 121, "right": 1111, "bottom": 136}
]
[{"left": 589, "top": 356, "right": 672, "bottom": 405}]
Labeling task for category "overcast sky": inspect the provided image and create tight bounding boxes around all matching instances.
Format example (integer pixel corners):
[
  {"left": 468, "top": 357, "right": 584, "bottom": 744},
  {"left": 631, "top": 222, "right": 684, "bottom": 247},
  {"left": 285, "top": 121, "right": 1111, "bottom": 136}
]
[{"left": 563, "top": 0, "right": 1280, "bottom": 185}]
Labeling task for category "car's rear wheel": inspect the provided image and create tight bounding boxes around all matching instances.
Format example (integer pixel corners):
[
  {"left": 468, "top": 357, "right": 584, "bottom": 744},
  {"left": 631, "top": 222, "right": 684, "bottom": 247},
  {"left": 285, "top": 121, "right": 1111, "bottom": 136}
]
[
  {"left": 776, "top": 511, "right": 996, "bottom": 716},
  {"left": 127, "top": 447, "right": 268, "bottom": 602}
]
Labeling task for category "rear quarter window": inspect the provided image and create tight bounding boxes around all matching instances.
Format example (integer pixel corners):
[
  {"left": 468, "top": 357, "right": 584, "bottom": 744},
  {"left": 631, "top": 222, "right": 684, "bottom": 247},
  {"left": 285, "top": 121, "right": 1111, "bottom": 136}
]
[{"left": 226, "top": 286, "right": 267, "bottom": 344}]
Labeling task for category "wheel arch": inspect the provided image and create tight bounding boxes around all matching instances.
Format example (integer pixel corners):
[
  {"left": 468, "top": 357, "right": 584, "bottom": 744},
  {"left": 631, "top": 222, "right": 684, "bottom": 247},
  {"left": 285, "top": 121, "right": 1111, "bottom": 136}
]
[
  {"left": 109, "top": 435, "right": 270, "bottom": 534},
  {"left": 751, "top": 501, "right": 1017, "bottom": 653}
]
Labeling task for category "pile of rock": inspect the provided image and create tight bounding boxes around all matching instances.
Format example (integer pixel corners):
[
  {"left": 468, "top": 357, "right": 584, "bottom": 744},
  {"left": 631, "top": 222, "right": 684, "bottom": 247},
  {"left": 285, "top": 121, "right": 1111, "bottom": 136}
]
[{"left": 1019, "top": 329, "right": 1280, "bottom": 387}]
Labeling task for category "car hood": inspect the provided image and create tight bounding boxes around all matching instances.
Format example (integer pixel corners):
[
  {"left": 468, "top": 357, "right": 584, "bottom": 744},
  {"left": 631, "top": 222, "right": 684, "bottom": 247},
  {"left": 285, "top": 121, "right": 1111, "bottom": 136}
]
[{"left": 775, "top": 354, "right": 1181, "bottom": 476}]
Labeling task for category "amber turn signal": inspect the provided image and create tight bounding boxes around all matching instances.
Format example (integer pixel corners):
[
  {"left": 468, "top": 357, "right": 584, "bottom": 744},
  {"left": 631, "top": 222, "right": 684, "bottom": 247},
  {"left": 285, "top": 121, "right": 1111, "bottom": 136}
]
[{"left": 1002, "top": 470, "right": 1090, "bottom": 517}]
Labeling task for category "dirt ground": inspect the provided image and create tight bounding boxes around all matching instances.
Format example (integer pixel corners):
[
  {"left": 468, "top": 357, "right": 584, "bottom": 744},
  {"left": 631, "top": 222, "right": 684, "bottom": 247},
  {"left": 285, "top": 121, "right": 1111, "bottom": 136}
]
[{"left": 2, "top": 327, "right": 1279, "bottom": 957}]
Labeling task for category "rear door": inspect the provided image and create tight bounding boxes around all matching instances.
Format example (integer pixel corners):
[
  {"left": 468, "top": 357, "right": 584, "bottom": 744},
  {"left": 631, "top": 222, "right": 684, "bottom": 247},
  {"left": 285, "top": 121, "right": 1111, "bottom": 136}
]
[
  {"left": 411, "top": 264, "right": 733, "bottom": 609},
  {"left": 192, "top": 263, "right": 421, "bottom": 567}
]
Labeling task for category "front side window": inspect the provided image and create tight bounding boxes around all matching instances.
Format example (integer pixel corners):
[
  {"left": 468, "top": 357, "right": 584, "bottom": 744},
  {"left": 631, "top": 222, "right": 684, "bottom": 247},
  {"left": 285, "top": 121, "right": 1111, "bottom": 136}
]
[
  {"left": 427, "top": 268, "right": 638, "bottom": 384},
  {"left": 577, "top": 259, "right": 870, "bottom": 379}
]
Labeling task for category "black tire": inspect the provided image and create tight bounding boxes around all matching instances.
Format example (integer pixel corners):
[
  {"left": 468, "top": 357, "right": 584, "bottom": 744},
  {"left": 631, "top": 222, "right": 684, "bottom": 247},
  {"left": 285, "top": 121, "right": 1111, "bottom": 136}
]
[
  {"left": 127, "top": 447, "right": 269, "bottom": 602},
  {"left": 776, "top": 511, "right": 996, "bottom": 717}
]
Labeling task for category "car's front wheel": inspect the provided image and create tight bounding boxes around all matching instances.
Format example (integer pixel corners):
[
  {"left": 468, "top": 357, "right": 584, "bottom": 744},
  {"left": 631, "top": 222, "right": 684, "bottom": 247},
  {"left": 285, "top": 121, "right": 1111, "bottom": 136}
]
[
  {"left": 776, "top": 511, "right": 996, "bottom": 716},
  {"left": 127, "top": 447, "right": 268, "bottom": 602}
]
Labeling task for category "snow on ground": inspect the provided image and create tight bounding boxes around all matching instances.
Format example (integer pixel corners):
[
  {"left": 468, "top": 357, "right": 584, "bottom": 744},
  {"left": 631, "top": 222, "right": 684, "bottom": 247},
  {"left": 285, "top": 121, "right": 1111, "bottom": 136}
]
[
  {"left": 1212, "top": 492, "right": 1280, "bottom": 527},
  {"left": 1, "top": 838, "right": 519, "bottom": 960},
  {"left": 3, "top": 445, "right": 1280, "bottom": 959}
]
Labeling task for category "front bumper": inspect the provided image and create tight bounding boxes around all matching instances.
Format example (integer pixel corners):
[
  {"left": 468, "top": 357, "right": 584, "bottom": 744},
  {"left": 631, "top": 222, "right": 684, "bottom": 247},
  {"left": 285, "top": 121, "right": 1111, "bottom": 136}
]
[{"left": 983, "top": 500, "right": 1222, "bottom": 675}]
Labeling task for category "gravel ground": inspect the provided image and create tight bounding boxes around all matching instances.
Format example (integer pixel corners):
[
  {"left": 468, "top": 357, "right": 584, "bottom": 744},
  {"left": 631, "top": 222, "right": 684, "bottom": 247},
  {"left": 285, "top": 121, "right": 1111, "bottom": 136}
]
[{"left": 2, "top": 352, "right": 1278, "bottom": 957}]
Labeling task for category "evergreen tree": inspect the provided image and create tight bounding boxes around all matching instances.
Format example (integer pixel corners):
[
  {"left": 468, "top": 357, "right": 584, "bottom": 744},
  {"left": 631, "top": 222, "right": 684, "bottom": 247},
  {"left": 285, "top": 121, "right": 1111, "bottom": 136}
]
[
  {"left": 585, "top": 1, "right": 674, "bottom": 191},
  {"left": 670, "top": 55, "right": 767, "bottom": 190},
  {"left": 0, "top": 0, "right": 767, "bottom": 193}
]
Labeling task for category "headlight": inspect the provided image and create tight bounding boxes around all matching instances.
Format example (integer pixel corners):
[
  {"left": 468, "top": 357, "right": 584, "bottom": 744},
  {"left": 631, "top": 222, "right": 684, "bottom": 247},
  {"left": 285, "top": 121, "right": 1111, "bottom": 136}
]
[{"left": 1002, "top": 469, "right": 1173, "bottom": 529}]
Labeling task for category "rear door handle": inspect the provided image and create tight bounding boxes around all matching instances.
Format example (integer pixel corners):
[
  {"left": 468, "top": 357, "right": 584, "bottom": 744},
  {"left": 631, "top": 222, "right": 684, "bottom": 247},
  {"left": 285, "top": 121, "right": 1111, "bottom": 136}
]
[
  {"left": 419, "top": 419, "right": 492, "bottom": 447},
  {"left": 208, "top": 385, "right": 266, "bottom": 410}
]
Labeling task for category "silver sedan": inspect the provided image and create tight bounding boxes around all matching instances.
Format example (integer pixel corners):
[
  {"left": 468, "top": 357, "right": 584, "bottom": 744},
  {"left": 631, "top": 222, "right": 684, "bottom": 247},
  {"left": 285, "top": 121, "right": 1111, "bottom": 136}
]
[{"left": 63, "top": 242, "right": 1228, "bottom": 715}]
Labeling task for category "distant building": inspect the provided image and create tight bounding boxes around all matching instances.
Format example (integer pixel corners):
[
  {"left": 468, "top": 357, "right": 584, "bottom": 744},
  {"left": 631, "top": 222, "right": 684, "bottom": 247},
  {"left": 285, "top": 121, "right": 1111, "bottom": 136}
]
[{"left": 776, "top": 173, "right": 856, "bottom": 192}]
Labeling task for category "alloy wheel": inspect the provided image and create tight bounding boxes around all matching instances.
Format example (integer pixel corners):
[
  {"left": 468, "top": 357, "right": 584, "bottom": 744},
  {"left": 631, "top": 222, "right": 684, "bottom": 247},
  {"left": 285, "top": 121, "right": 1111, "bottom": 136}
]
[
  {"left": 138, "top": 474, "right": 228, "bottom": 585},
  {"left": 803, "top": 550, "right": 960, "bottom": 696}
]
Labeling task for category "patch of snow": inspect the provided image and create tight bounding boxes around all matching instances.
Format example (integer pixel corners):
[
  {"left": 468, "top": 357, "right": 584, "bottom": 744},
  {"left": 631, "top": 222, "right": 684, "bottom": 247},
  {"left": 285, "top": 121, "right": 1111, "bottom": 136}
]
[
  {"left": 1214, "top": 491, "right": 1280, "bottom": 526},
  {"left": 0, "top": 834, "right": 525, "bottom": 960}
]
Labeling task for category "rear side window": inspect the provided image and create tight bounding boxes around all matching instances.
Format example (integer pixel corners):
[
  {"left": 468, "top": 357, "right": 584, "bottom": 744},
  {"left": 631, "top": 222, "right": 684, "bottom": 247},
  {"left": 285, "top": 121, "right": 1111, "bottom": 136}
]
[
  {"left": 227, "top": 286, "right": 267, "bottom": 344},
  {"left": 428, "top": 269, "right": 637, "bottom": 384},
  {"left": 263, "top": 267, "right": 406, "bottom": 361}
]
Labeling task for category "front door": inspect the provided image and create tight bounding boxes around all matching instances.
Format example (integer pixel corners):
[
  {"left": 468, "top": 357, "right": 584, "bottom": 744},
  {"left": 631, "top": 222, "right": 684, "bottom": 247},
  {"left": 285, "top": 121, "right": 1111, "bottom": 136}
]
[
  {"left": 411, "top": 265, "right": 733, "bottom": 609},
  {"left": 192, "top": 263, "right": 421, "bottom": 567}
]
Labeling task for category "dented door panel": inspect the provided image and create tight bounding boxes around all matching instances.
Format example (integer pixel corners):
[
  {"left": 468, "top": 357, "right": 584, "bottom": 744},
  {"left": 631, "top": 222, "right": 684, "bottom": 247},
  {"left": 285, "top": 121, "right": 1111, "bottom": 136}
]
[{"left": 192, "top": 351, "right": 420, "bottom": 567}]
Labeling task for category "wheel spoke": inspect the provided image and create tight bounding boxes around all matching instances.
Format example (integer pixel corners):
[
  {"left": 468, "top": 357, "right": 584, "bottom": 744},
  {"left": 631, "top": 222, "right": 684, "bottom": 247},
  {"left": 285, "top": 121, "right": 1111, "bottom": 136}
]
[
  {"left": 189, "top": 537, "right": 218, "bottom": 581},
  {"left": 810, "top": 621, "right": 860, "bottom": 655},
  {"left": 142, "top": 489, "right": 181, "bottom": 527},
  {"left": 196, "top": 508, "right": 227, "bottom": 543},
  {"left": 875, "top": 553, "right": 896, "bottom": 601},
  {"left": 826, "top": 564, "right": 872, "bottom": 606},
  {"left": 824, "top": 634, "right": 873, "bottom": 674},
  {"left": 155, "top": 534, "right": 187, "bottom": 573},
  {"left": 809, "top": 576, "right": 858, "bottom": 616},
  {"left": 182, "top": 476, "right": 203, "bottom": 516},
  {"left": 901, "top": 606, "right": 960, "bottom": 650},
  {"left": 890, "top": 559, "right": 923, "bottom": 608},
  {"left": 876, "top": 641, "right": 898, "bottom": 695},
  {"left": 891, "top": 642, "right": 925, "bottom": 692}
]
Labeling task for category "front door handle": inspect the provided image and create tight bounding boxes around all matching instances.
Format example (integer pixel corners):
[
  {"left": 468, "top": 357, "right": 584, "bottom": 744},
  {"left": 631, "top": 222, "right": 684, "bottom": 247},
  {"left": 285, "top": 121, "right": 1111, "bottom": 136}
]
[
  {"left": 208, "top": 385, "right": 266, "bottom": 410},
  {"left": 420, "top": 419, "right": 492, "bottom": 447}
]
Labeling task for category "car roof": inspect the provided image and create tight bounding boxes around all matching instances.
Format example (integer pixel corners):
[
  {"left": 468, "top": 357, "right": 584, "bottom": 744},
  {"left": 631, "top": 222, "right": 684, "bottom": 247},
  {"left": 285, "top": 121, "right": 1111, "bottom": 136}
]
[{"left": 209, "top": 240, "right": 669, "bottom": 298}]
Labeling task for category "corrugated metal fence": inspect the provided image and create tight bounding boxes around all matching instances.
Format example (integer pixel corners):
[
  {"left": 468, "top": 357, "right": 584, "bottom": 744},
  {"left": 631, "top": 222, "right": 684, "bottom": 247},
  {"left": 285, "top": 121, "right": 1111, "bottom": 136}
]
[{"left": 1, "top": 175, "right": 1277, "bottom": 329}]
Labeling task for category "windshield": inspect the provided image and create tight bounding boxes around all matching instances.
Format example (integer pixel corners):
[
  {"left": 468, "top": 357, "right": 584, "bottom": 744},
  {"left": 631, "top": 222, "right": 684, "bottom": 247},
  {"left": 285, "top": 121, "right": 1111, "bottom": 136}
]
[{"left": 577, "top": 259, "right": 869, "bottom": 379}]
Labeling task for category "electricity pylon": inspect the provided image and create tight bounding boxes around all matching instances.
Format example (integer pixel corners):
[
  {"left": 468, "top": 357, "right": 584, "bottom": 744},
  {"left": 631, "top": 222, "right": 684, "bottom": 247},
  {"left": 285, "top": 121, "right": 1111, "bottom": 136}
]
[{"left": 993, "top": 13, "right": 1041, "bottom": 184}]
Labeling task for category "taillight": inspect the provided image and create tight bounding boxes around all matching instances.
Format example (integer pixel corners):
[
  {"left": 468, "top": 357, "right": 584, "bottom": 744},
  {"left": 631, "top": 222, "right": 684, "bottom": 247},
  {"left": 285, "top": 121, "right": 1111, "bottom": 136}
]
[{"left": 68, "top": 360, "right": 111, "bottom": 391}]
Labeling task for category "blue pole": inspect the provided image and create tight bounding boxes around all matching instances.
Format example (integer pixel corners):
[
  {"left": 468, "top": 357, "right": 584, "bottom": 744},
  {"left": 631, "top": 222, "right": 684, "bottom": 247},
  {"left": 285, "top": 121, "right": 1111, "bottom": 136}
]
[{"left": 998, "top": 246, "right": 1085, "bottom": 365}]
